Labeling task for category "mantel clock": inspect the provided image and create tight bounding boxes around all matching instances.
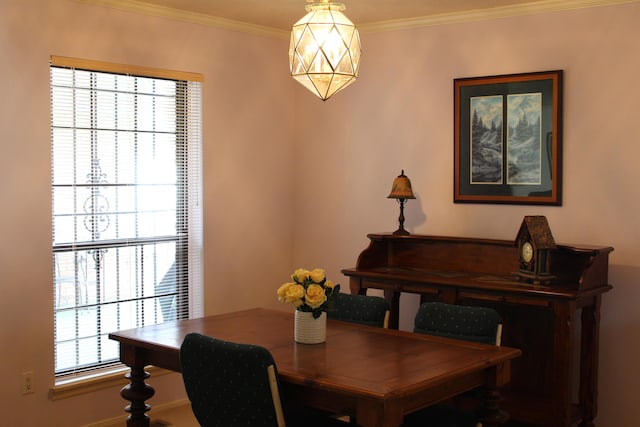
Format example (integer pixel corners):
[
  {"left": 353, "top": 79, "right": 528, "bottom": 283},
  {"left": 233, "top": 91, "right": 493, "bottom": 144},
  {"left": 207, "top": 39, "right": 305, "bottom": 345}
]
[{"left": 514, "top": 216, "right": 556, "bottom": 284}]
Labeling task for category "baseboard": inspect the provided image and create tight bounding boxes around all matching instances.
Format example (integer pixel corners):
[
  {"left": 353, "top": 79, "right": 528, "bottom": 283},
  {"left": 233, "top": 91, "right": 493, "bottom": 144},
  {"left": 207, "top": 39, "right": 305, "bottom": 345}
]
[{"left": 84, "top": 398, "right": 191, "bottom": 427}]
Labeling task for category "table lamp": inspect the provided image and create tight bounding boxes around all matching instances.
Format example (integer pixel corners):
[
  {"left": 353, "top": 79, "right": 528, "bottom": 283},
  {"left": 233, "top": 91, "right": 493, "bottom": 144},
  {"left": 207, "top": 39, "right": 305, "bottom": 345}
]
[{"left": 387, "top": 170, "right": 416, "bottom": 235}]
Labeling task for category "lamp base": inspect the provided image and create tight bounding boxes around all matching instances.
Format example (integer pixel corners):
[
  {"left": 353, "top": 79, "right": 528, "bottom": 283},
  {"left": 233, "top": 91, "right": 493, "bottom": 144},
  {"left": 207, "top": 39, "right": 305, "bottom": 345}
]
[
  {"left": 392, "top": 228, "right": 410, "bottom": 236},
  {"left": 392, "top": 198, "right": 410, "bottom": 236}
]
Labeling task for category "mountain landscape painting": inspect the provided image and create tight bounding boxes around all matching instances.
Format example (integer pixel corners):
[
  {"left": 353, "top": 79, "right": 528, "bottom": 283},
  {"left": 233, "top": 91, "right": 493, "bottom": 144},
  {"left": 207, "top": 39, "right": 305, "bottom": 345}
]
[
  {"left": 469, "top": 92, "right": 543, "bottom": 185},
  {"left": 506, "top": 93, "right": 542, "bottom": 185},
  {"left": 470, "top": 95, "right": 503, "bottom": 183},
  {"left": 455, "top": 70, "right": 561, "bottom": 205}
]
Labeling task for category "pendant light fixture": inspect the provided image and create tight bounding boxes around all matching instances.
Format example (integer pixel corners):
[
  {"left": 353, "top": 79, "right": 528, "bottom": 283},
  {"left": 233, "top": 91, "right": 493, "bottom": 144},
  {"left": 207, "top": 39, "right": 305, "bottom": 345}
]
[{"left": 289, "top": 0, "right": 361, "bottom": 101}]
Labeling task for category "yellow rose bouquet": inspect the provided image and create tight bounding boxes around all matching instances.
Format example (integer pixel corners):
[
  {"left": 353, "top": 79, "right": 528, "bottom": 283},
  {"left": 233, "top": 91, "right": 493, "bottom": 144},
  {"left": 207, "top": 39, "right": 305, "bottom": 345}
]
[{"left": 277, "top": 268, "right": 340, "bottom": 319}]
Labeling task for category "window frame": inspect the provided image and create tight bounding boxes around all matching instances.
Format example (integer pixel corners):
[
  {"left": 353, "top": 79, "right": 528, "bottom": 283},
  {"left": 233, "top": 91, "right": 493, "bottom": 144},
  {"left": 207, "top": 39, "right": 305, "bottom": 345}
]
[{"left": 50, "top": 56, "right": 203, "bottom": 383}]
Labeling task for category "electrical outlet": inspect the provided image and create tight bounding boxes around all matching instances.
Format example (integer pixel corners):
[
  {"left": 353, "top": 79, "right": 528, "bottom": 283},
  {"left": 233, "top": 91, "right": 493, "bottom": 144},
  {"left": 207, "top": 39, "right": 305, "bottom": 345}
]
[{"left": 22, "top": 371, "right": 34, "bottom": 394}]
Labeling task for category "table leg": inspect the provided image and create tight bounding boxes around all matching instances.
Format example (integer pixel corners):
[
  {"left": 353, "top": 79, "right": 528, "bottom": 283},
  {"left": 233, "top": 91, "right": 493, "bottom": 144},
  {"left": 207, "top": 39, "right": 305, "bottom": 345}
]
[
  {"left": 477, "top": 388, "right": 509, "bottom": 427},
  {"left": 120, "top": 366, "right": 155, "bottom": 427},
  {"left": 356, "top": 398, "right": 403, "bottom": 427}
]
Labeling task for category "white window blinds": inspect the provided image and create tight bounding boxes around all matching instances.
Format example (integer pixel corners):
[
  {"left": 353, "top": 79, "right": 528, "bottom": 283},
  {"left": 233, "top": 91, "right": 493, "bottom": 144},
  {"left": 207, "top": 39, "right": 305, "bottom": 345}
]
[{"left": 50, "top": 57, "right": 203, "bottom": 380}]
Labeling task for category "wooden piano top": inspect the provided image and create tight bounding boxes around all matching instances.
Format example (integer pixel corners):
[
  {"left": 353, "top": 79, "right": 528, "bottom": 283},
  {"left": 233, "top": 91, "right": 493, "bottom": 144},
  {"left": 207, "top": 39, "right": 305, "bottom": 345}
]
[{"left": 341, "top": 233, "right": 613, "bottom": 293}]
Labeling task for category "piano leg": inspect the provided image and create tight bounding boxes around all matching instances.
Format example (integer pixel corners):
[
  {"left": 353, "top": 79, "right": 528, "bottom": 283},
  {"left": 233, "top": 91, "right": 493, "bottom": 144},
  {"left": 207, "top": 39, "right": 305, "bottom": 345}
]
[{"left": 384, "top": 289, "right": 401, "bottom": 329}]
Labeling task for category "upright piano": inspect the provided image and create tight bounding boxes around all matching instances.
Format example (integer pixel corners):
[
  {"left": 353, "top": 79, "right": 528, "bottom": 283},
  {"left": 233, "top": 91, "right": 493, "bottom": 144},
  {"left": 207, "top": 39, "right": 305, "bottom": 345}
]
[{"left": 342, "top": 233, "right": 613, "bottom": 427}]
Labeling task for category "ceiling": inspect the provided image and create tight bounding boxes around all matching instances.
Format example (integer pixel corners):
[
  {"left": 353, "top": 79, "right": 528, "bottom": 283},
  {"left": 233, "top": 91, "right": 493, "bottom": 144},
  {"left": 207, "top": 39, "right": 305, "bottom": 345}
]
[{"left": 82, "top": 0, "right": 631, "bottom": 36}]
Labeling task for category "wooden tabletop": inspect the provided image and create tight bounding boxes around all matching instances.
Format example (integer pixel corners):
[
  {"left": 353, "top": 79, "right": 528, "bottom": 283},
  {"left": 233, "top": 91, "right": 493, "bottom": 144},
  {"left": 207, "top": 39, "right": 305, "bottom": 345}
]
[{"left": 110, "top": 308, "right": 521, "bottom": 427}]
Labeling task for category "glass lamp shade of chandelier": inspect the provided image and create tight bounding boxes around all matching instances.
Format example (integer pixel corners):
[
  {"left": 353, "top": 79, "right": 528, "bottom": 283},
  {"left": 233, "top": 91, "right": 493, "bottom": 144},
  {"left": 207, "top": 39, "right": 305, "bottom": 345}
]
[{"left": 289, "top": 1, "right": 361, "bottom": 101}]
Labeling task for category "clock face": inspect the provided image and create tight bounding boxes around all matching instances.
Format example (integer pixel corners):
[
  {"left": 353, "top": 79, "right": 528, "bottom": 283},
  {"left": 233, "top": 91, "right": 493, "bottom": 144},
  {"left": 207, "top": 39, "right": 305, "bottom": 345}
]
[{"left": 522, "top": 241, "right": 534, "bottom": 264}]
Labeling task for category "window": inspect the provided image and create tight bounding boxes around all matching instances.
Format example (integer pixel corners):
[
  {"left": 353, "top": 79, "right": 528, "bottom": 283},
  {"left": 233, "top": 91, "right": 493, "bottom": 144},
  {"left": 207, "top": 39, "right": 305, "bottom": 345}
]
[{"left": 50, "top": 57, "right": 203, "bottom": 380}]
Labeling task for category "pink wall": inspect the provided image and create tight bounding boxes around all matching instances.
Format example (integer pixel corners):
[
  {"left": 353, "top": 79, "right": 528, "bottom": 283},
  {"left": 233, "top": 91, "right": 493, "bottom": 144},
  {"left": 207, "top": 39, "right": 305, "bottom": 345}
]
[
  {"left": 1, "top": 0, "right": 639, "bottom": 425},
  {"left": 0, "top": 0, "right": 295, "bottom": 425},
  {"left": 292, "top": 3, "right": 640, "bottom": 426}
]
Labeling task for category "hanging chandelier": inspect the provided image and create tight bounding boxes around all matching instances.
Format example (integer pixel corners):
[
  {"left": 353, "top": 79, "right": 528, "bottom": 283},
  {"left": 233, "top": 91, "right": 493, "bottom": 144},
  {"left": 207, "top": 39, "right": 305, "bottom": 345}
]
[{"left": 289, "top": 0, "right": 361, "bottom": 101}]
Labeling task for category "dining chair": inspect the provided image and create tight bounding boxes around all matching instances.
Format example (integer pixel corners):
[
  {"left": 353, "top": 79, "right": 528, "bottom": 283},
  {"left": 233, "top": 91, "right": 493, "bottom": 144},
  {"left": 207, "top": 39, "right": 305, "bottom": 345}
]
[
  {"left": 413, "top": 302, "right": 502, "bottom": 345},
  {"left": 327, "top": 292, "right": 390, "bottom": 328},
  {"left": 180, "top": 332, "right": 348, "bottom": 427},
  {"left": 325, "top": 292, "right": 391, "bottom": 425},
  {"left": 404, "top": 302, "right": 503, "bottom": 427}
]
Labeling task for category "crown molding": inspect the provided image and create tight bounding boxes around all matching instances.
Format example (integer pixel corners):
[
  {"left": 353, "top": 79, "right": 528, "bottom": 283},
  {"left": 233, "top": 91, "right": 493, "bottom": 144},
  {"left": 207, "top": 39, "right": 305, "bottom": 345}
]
[
  {"left": 76, "top": 0, "right": 639, "bottom": 38},
  {"left": 75, "top": 0, "right": 289, "bottom": 39},
  {"left": 360, "top": 0, "right": 639, "bottom": 33}
]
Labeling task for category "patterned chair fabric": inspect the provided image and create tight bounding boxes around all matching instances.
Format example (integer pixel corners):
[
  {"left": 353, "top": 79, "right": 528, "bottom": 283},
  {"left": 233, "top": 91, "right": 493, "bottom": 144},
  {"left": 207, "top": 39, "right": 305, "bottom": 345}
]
[
  {"left": 180, "top": 333, "right": 285, "bottom": 427},
  {"left": 180, "top": 333, "right": 348, "bottom": 427},
  {"left": 327, "top": 292, "right": 390, "bottom": 328},
  {"left": 413, "top": 302, "right": 502, "bottom": 345}
]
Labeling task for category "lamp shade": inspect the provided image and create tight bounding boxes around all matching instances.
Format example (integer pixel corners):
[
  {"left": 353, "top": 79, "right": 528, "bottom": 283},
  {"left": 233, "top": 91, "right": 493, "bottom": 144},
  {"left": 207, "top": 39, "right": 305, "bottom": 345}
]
[
  {"left": 388, "top": 170, "right": 416, "bottom": 200},
  {"left": 289, "top": 1, "right": 361, "bottom": 101}
]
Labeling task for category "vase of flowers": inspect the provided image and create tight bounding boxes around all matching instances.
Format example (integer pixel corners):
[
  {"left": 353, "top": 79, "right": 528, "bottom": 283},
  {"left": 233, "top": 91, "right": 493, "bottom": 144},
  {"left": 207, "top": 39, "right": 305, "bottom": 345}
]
[{"left": 277, "top": 268, "right": 340, "bottom": 344}]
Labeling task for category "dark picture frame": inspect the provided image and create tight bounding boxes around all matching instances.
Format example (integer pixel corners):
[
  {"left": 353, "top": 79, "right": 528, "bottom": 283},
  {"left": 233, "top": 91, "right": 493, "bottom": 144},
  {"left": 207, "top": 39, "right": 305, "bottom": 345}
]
[{"left": 454, "top": 70, "right": 563, "bottom": 205}]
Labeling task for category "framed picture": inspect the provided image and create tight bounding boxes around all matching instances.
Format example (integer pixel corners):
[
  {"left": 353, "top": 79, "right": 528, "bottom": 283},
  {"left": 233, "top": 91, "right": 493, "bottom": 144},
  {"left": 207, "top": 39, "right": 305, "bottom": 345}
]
[{"left": 454, "top": 70, "right": 563, "bottom": 205}]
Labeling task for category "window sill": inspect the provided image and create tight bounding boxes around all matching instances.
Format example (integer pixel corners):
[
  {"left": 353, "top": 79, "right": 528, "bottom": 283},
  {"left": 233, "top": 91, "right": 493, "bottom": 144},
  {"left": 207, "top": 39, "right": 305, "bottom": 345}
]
[{"left": 49, "top": 366, "right": 172, "bottom": 401}]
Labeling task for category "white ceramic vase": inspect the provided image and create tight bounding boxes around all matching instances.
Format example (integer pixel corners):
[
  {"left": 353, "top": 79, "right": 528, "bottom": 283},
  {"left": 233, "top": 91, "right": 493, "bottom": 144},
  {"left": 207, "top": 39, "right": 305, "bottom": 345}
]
[{"left": 294, "top": 310, "right": 327, "bottom": 344}]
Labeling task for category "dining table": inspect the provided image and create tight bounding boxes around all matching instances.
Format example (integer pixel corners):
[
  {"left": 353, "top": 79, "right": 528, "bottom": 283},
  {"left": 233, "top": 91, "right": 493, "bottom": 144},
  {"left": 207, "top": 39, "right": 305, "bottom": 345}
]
[{"left": 108, "top": 307, "right": 521, "bottom": 427}]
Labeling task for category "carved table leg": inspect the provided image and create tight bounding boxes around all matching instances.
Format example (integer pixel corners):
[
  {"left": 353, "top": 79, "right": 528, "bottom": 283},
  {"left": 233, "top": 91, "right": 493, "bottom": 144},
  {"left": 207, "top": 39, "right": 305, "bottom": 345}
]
[
  {"left": 477, "top": 388, "right": 509, "bottom": 427},
  {"left": 120, "top": 366, "right": 155, "bottom": 427}
]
